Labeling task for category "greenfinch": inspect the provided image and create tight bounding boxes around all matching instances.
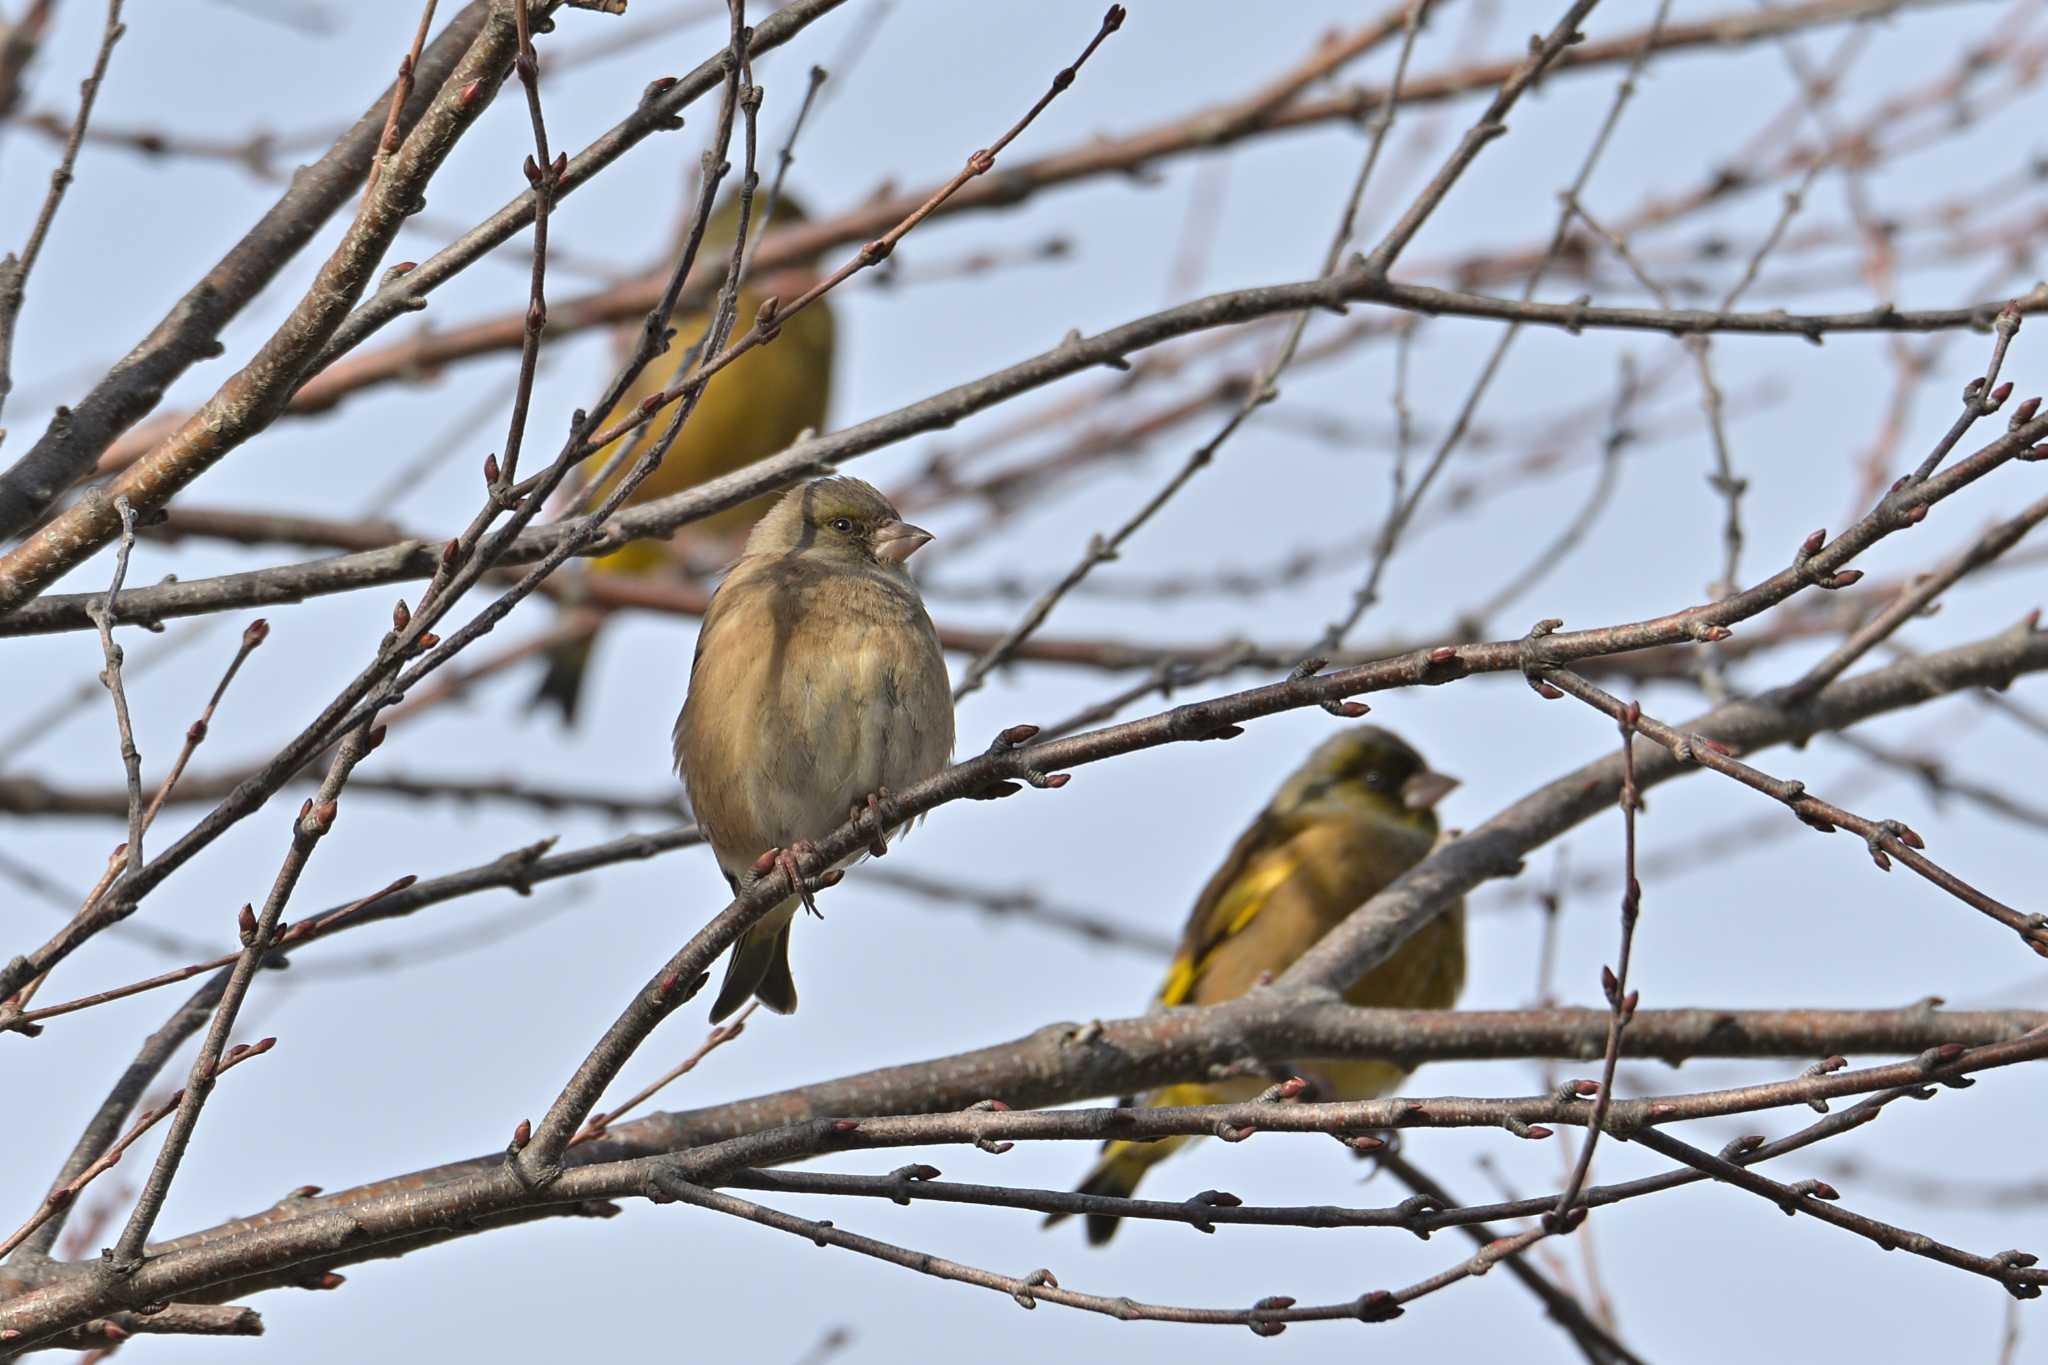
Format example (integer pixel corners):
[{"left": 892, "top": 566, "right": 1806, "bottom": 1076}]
[
  {"left": 676, "top": 476, "right": 955, "bottom": 1022},
  {"left": 1051, "top": 727, "right": 1463, "bottom": 1244},
  {"left": 533, "top": 191, "right": 838, "bottom": 723}
]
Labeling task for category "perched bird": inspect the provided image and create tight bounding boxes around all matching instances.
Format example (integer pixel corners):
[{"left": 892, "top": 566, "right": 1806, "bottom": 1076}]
[
  {"left": 1050, "top": 727, "right": 1462, "bottom": 1244},
  {"left": 533, "top": 191, "right": 838, "bottom": 723},
  {"left": 676, "top": 476, "right": 955, "bottom": 1023}
]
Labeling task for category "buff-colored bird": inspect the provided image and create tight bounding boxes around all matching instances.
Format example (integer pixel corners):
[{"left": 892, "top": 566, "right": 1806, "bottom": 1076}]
[
  {"left": 676, "top": 476, "right": 955, "bottom": 1023},
  {"left": 1050, "top": 727, "right": 1463, "bottom": 1244},
  {"left": 533, "top": 192, "right": 837, "bottom": 723}
]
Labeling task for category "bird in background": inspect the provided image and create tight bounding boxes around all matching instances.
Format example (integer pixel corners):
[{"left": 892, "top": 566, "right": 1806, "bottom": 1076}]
[
  {"left": 675, "top": 476, "right": 955, "bottom": 1023},
  {"left": 1048, "top": 727, "right": 1463, "bottom": 1245},
  {"left": 531, "top": 190, "right": 838, "bottom": 724}
]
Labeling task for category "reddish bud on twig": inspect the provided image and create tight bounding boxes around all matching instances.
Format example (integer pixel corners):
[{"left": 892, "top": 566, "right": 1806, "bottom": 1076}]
[
  {"left": 460, "top": 79, "right": 482, "bottom": 107},
  {"left": 1356, "top": 1290, "right": 1403, "bottom": 1323},
  {"left": 1799, "top": 528, "right": 1827, "bottom": 557},
  {"left": 1249, "top": 1295, "right": 1294, "bottom": 1337},
  {"left": 831, "top": 1119, "right": 861, "bottom": 1133},
  {"left": 483, "top": 453, "right": 500, "bottom": 485},
  {"left": 237, "top": 904, "right": 257, "bottom": 944},
  {"left": 1428, "top": 646, "right": 1458, "bottom": 663},
  {"left": 1331, "top": 701, "right": 1370, "bottom": 718},
  {"left": 1990, "top": 381, "right": 2014, "bottom": 406},
  {"left": 2011, "top": 396, "right": 2041, "bottom": 429},
  {"left": 244, "top": 618, "right": 271, "bottom": 647},
  {"left": 392, "top": 600, "right": 410, "bottom": 632}
]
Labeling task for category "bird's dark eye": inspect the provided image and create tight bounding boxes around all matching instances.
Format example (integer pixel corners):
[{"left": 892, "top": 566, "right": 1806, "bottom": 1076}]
[
  {"left": 830, "top": 517, "right": 854, "bottom": 533},
  {"left": 1363, "top": 769, "right": 1389, "bottom": 791}
]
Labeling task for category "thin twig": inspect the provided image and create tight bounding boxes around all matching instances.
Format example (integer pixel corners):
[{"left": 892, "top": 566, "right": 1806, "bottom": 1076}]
[
  {"left": 0, "top": 0, "right": 123, "bottom": 429},
  {"left": 1313, "top": 0, "right": 1669, "bottom": 656},
  {"left": 0, "top": 1037, "right": 273, "bottom": 1260},
  {"left": 86, "top": 497, "right": 143, "bottom": 881},
  {"left": 572, "top": 1003, "right": 758, "bottom": 1145},
  {"left": 109, "top": 720, "right": 377, "bottom": 1266},
  {"left": 1548, "top": 698, "right": 1644, "bottom": 1227},
  {"left": 654, "top": 1172, "right": 1571, "bottom": 1333},
  {"left": 361, "top": 0, "right": 437, "bottom": 199},
  {"left": 1376, "top": 1149, "right": 1644, "bottom": 1365},
  {"left": 135, "top": 618, "right": 269, "bottom": 838},
  {"left": 1540, "top": 668, "right": 2048, "bottom": 957},
  {"left": 951, "top": 0, "right": 1427, "bottom": 701}
]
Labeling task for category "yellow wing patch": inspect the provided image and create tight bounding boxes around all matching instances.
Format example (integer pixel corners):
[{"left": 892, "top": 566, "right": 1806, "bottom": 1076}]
[{"left": 1155, "top": 853, "right": 1294, "bottom": 1006}]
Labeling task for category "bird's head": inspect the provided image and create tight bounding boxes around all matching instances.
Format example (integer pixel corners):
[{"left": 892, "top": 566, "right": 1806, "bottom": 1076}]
[
  {"left": 1273, "top": 727, "right": 1458, "bottom": 834},
  {"left": 743, "top": 476, "right": 934, "bottom": 572},
  {"left": 699, "top": 188, "right": 822, "bottom": 267}
]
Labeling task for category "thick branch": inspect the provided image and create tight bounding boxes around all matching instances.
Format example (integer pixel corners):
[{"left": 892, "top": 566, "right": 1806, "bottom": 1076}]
[{"left": 0, "top": 1, "right": 493, "bottom": 540}]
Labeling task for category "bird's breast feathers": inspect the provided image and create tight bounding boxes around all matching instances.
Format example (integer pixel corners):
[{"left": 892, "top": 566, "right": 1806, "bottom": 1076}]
[{"left": 678, "top": 556, "right": 952, "bottom": 871}]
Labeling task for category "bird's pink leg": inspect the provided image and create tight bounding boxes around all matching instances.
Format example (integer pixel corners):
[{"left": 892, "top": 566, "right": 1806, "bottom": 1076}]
[
  {"left": 850, "top": 789, "right": 893, "bottom": 858},
  {"left": 750, "top": 842, "right": 823, "bottom": 917}
]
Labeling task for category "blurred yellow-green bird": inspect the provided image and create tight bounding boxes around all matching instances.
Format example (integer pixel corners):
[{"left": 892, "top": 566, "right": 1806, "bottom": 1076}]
[
  {"left": 1050, "top": 727, "right": 1463, "bottom": 1244},
  {"left": 532, "top": 190, "right": 837, "bottom": 723},
  {"left": 676, "top": 476, "right": 954, "bottom": 1023}
]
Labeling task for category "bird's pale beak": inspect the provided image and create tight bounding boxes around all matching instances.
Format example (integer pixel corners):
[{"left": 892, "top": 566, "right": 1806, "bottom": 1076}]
[
  {"left": 1400, "top": 769, "right": 1460, "bottom": 812},
  {"left": 873, "top": 520, "right": 934, "bottom": 564}
]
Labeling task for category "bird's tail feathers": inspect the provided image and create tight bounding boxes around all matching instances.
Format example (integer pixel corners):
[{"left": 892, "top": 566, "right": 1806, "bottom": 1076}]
[
  {"left": 709, "top": 909, "right": 798, "bottom": 1022},
  {"left": 1043, "top": 1141, "right": 1156, "bottom": 1246},
  {"left": 529, "top": 634, "right": 598, "bottom": 726}
]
